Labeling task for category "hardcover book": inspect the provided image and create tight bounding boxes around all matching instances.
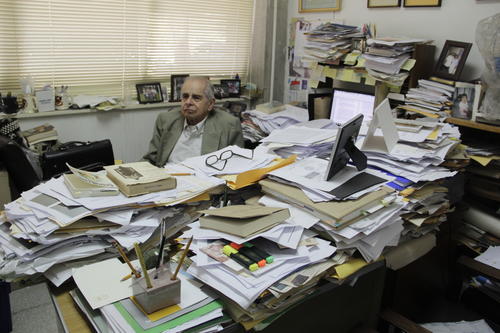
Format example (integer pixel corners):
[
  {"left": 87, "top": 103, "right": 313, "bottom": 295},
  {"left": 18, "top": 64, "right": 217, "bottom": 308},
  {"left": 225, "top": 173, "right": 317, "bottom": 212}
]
[{"left": 104, "top": 161, "right": 176, "bottom": 197}]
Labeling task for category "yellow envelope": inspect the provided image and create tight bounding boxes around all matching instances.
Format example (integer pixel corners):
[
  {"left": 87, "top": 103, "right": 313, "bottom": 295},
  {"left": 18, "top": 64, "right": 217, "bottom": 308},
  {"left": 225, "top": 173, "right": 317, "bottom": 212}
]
[
  {"left": 224, "top": 155, "right": 297, "bottom": 190},
  {"left": 131, "top": 296, "right": 182, "bottom": 321},
  {"left": 331, "top": 258, "right": 368, "bottom": 280}
]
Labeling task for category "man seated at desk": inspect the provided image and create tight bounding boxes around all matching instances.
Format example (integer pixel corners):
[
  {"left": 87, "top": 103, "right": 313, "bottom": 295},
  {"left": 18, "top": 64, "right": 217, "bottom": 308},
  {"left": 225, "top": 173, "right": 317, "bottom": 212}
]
[{"left": 143, "top": 77, "right": 244, "bottom": 167}]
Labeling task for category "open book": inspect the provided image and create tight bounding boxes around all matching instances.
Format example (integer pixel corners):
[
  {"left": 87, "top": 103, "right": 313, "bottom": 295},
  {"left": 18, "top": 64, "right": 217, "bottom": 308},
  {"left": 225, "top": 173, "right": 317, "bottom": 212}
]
[{"left": 63, "top": 163, "right": 119, "bottom": 198}]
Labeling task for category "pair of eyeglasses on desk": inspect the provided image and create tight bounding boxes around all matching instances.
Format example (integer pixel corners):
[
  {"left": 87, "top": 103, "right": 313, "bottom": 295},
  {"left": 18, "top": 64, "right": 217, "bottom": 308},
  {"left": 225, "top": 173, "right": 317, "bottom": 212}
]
[{"left": 205, "top": 149, "right": 254, "bottom": 171}]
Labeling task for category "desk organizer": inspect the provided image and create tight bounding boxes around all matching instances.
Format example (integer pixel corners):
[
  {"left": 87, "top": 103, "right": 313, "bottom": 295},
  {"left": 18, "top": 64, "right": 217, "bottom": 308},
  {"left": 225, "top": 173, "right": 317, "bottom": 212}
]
[{"left": 132, "top": 268, "right": 181, "bottom": 314}]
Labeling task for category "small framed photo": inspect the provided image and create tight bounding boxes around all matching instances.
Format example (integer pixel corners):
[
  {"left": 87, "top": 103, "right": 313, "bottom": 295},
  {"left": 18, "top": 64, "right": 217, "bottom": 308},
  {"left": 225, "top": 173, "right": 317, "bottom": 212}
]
[
  {"left": 136, "top": 83, "right": 163, "bottom": 104},
  {"left": 213, "top": 84, "right": 229, "bottom": 99},
  {"left": 170, "top": 74, "right": 189, "bottom": 102},
  {"left": 403, "top": 0, "right": 441, "bottom": 7},
  {"left": 451, "top": 82, "right": 481, "bottom": 121},
  {"left": 220, "top": 79, "right": 241, "bottom": 97},
  {"left": 299, "top": 0, "right": 341, "bottom": 13},
  {"left": 434, "top": 40, "right": 472, "bottom": 81},
  {"left": 368, "top": 0, "right": 401, "bottom": 8}
]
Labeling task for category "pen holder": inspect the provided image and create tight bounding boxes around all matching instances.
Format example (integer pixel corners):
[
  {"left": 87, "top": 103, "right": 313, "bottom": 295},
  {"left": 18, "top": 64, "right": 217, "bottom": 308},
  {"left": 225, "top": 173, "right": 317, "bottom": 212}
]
[{"left": 132, "top": 267, "right": 181, "bottom": 314}]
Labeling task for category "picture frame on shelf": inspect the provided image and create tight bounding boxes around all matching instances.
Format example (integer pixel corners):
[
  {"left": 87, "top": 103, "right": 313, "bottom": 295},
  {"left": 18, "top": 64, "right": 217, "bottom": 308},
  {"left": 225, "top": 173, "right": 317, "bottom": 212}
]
[
  {"left": 403, "top": 0, "right": 441, "bottom": 7},
  {"left": 433, "top": 40, "right": 472, "bottom": 81},
  {"left": 170, "top": 74, "right": 189, "bottom": 102},
  {"left": 299, "top": 0, "right": 341, "bottom": 13},
  {"left": 213, "top": 84, "right": 229, "bottom": 99},
  {"left": 367, "top": 0, "right": 400, "bottom": 8},
  {"left": 136, "top": 83, "right": 163, "bottom": 104},
  {"left": 451, "top": 82, "right": 481, "bottom": 121},
  {"left": 220, "top": 79, "right": 241, "bottom": 97}
]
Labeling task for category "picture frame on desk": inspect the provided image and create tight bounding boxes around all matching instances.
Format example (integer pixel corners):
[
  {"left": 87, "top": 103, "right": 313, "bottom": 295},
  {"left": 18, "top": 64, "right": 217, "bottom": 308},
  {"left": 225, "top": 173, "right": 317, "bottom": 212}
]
[
  {"left": 451, "top": 82, "right": 481, "bottom": 121},
  {"left": 136, "top": 83, "right": 163, "bottom": 104},
  {"left": 170, "top": 74, "right": 189, "bottom": 102},
  {"left": 367, "top": 0, "right": 400, "bottom": 8},
  {"left": 403, "top": 0, "right": 441, "bottom": 7},
  {"left": 213, "top": 84, "right": 229, "bottom": 99},
  {"left": 299, "top": 0, "right": 341, "bottom": 13},
  {"left": 220, "top": 79, "right": 241, "bottom": 98},
  {"left": 433, "top": 40, "right": 472, "bottom": 81}
]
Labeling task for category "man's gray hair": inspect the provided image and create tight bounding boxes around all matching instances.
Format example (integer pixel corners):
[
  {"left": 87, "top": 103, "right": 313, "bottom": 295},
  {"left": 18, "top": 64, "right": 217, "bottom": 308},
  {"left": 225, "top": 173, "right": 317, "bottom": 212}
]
[{"left": 184, "top": 76, "right": 215, "bottom": 101}]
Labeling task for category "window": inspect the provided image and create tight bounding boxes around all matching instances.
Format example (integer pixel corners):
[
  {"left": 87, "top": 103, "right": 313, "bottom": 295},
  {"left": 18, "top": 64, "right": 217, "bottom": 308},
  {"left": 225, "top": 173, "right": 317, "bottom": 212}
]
[{"left": 0, "top": 0, "right": 255, "bottom": 100}]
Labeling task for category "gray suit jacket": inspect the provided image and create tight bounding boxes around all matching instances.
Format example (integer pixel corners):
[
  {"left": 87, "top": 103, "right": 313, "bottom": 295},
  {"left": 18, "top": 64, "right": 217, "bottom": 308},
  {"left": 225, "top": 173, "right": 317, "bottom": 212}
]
[{"left": 143, "top": 107, "right": 244, "bottom": 167}]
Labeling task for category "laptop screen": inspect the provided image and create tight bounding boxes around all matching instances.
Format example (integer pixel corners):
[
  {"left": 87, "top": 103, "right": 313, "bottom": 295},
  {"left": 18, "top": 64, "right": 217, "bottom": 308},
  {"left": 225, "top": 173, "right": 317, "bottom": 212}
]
[{"left": 330, "top": 90, "right": 375, "bottom": 125}]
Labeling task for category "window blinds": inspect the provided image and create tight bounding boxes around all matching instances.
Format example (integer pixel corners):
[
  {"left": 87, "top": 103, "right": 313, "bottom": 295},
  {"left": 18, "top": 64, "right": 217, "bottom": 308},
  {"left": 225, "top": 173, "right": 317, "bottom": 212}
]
[{"left": 0, "top": 0, "right": 254, "bottom": 99}]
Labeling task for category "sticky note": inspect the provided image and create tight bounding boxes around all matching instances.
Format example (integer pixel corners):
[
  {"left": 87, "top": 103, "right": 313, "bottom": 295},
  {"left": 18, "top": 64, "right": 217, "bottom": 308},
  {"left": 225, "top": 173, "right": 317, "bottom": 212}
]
[
  {"left": 344, "top": 53, "right": 360, "bottom": 65},
  {"left": 354, "top": 58, "right": 366, "bottom": 68},
  {"left": 309, "top": 79, "right": 319, "bottom": 89},
  {"left": 363, "top": 73, "right": 376, "bottom": 86},
  {"left": 324, "top": 67, "right": 338, "bottom": 79},
  {"left": 401, "top": 59, "right": 416, "bottom": 71}
]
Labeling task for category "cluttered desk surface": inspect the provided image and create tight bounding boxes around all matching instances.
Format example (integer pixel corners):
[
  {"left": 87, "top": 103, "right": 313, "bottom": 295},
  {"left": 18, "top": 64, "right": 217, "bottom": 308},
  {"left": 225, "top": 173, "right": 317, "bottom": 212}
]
[{"left": 0, "top": 96, "right": 464, "bottom": 332}]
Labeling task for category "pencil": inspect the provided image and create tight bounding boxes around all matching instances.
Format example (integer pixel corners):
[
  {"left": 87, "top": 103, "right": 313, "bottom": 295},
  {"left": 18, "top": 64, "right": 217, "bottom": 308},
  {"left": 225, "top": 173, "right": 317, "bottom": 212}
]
[
  {"left": 171, "top": 236, "right": 193, "bottom": 281},
  {"left": 113, "top": 242, "right": 141, "bottom": 279},
  {"left": 134, "top": 242, "right": 153, "bottom": 289}
]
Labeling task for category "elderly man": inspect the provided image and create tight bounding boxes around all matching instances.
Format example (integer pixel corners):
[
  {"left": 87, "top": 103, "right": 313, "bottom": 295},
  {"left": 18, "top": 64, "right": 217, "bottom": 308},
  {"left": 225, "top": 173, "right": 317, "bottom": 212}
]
[{"left": 143, "top": 77, "right": 244, "bottom": 167}]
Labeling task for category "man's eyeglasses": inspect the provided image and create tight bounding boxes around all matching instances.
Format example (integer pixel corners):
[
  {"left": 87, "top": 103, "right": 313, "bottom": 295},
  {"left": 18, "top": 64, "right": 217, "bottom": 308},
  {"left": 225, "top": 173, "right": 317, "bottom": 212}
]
[{"left": 205, "top": 149, "right": 254, "bottom": 171}]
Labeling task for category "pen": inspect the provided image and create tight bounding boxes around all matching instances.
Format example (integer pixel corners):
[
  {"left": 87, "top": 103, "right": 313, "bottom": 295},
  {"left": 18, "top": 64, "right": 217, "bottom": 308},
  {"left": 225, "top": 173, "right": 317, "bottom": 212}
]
[
  {"left": 134, "top": 242, "right": 153, "bottom": 289},
  {"left": 168, "top": 173, "right": 193, "bottom": 176},
  {"left": 171, "top": 236, "right": 193, "bottom": 280},
  {"left": 154, "top": 218, "right": 167, "bottom": 279},
  {"left": 113, "top": 242, "right": 141, "bottom": 279}
]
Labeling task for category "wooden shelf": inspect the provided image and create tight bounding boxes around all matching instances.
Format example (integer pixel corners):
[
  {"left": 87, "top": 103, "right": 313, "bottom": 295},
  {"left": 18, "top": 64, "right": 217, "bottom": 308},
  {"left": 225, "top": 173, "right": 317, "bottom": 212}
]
[{"left": 445, "top": 117, "right": 500, "bottom": 134}]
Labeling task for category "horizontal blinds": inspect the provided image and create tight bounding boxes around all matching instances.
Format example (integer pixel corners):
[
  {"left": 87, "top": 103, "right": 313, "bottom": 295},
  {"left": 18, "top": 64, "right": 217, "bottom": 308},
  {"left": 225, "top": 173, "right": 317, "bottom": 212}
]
[{"left": 0, "top": 0, "right": 254, "bottom": 99}]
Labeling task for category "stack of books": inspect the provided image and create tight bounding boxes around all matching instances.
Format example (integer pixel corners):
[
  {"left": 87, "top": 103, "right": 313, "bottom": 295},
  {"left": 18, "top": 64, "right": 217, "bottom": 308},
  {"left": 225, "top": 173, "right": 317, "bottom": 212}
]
[
  {"left": 21, "top": 123, "right": 58, "bottom": 146},
  {"left": 398, "top": 78, "right": 455, "bottom": 118}
]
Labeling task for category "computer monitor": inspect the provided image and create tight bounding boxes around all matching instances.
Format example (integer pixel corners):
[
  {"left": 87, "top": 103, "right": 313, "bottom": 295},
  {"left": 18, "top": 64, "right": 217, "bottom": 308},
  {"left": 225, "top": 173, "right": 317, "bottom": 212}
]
[
  {"left": 330, "top": 90, "right": 375, "bottom": 125},
  {"left": 324, "top": 114, "right": 367, "bottom": 181}
]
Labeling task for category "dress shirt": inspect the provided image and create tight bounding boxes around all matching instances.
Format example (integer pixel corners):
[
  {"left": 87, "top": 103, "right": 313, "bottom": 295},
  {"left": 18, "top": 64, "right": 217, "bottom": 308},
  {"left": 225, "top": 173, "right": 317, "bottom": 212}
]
[{"left": 167, "top": 117, "right": 207, "bottom": 163}]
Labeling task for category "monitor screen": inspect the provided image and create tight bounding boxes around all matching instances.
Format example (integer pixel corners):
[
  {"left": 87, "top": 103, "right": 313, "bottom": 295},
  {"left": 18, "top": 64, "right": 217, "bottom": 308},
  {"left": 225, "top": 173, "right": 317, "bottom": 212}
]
[{"left": 330, "top": 90, "right": 375, "bottom": 125}]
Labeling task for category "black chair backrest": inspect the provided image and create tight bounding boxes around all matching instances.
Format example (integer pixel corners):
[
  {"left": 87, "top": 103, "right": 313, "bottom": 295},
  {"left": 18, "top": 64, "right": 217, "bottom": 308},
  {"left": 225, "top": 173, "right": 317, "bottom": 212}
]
[{"left": 0, "top": 136, "right": 41, "bottom": 198}]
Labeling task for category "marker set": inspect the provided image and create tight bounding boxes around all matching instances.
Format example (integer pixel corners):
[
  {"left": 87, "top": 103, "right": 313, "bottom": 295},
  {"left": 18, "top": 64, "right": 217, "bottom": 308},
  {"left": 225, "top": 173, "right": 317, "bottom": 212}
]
[{"left": 222, "top": 241, "right": 274, "bottom": 272}]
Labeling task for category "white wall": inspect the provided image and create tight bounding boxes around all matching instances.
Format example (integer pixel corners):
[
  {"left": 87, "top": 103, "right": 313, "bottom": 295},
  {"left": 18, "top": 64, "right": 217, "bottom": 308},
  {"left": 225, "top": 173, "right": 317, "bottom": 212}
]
[{"left": 285, "top": 0, "right": 500, "bottom": 99}]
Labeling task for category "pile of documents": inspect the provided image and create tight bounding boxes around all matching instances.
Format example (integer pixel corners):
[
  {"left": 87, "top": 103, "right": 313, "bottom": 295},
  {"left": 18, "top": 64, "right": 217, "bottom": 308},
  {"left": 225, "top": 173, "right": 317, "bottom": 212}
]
[
  {"left": 303, "top": 23, "right": 362, "bottom": 64},
  {"left": 71, "top": 258, "right": 228, "bottom": 333},
  {"left": 183, "top": 208, "right": 337, "bottom": 311},
  {"left": 398, "top": 79, "right": 455, "bottom": 118},
  {"left": 259, "top": 124, "right": 338, "bottom": 159},
  {"left": 362, "top": 37, "right": 428, "bottom": 86},
  {"left": 241, "top": 105, "right": 309, "bottom": 142},
  {"left": 0, "top": 170, "right": 223, "bottom": 284}
]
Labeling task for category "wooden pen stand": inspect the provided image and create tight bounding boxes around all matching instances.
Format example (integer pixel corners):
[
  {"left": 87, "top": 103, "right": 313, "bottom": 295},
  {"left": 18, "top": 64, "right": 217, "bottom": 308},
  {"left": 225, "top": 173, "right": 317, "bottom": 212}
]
[{"left": 132, "top": 268, "right": 181, "bottom": 314}]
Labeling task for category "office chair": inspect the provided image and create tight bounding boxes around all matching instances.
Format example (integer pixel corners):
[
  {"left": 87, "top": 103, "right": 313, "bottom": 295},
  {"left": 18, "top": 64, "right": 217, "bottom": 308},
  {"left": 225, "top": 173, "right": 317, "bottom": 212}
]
[{"left": 0, "top": 136, "right": 42, "bottom": 199}]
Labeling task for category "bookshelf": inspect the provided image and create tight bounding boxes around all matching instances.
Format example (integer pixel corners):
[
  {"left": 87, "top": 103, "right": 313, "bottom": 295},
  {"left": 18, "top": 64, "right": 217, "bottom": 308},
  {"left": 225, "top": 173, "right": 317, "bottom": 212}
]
[{"left": 445, "top": 117, "right": 500, "bottom": 134}]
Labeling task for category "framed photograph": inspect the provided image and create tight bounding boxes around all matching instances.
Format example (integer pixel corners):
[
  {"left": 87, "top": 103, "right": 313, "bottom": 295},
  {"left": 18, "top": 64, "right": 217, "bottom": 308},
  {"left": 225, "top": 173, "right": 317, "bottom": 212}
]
[
  {"left": 213, "top": 84, "right": 229, "bottom": 100},
  {"left": 299, "top": 0, "right": 341, "bottom": 13},
  {"left": 451, "top": 82, "right": 481, "bottom": 121},
  {"left": 220, "top": 79, "right": 241, "bottom": 98},
  {"left": 136, "top": 83, "right": 163, "bottom": 104},
  {"left": 403, "top": 0, "right": 441, "bottom": 7},
  {"left": 170, "top": 74, "right": 189, "bottom": 102},
  {"left": 368, "top": 0, "right": 400, "bottom": 8},
  {"left": 434, "top": 40, "right": 472, "bottom": 81}
]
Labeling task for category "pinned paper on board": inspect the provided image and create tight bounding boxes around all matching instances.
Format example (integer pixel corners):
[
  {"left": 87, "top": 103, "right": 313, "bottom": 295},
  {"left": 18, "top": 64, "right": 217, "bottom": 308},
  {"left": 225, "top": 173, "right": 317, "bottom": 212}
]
[{"left": 362, "top": 98, "right": 399, "bottom": 154}]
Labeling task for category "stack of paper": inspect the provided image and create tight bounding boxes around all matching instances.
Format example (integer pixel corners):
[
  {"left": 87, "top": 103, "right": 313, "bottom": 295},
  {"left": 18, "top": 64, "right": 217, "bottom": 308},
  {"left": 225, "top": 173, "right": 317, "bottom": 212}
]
[
  {"left": 0, "top": 171, "right": 223, "bottom": 284},
  {"left": 259, "top": 125, "right": 338, "bottom": 159},
  {"left": 241, "top": 105, "right": 309, "bottom": 142},
  {"left": 362, "top": 37, "right": 429, "bottom": 86},
  {"left": 70, "top": 257, "right": 226, "bottom": 333},
  {"left": 303, "top": 23, "right": 362, "bottom": 64},
  {"left": 398, "top": 79, "right": 455, "bottom": 118}
]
